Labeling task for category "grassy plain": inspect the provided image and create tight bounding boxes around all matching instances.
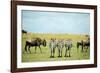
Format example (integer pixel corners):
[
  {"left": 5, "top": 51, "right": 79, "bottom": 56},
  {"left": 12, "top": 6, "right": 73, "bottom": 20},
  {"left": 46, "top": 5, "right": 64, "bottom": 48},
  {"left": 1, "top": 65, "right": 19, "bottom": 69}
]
[{"left": 22, "top": 33, "right": 90, "bottom": 62}]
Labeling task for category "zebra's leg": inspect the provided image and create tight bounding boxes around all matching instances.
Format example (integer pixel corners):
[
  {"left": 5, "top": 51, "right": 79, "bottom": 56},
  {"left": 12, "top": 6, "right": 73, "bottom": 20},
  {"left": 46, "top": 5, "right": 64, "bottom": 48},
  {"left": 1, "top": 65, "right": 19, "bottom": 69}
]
[
  {"left": 58, "top": 48, "right": 60, "bottom": 57},
  {"left": 52, "top": 48, "right": 55, "bottom": 58},
  {"left": 60, "top": 49, "right": 62, "bottom": 57},
  {"left": 50, "top": 49, "right": 52, "bottom": 58},
  {"left": 67, "top": 47, "right": 70, "bottom": 57},
  {"left": 65, "top": 48, "right": 68, "bottom": 57},
  {"left": 39, "top": 46, "right": 42, "bottom": 53},
  {"left": 61, "top": 49, "right": 62, "bottom": 57},
  {"left": 50, "top": 48, "right": 54, "bottom": 58},
  {"left": 69, "top": 48, "right": 71, "bottom": 57}
]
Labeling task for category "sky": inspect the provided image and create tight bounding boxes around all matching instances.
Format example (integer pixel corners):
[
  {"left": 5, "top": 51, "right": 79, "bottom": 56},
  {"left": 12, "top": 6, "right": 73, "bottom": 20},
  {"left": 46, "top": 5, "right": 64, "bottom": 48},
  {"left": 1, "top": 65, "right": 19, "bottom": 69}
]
[{"left": 22, "top": 10, "right": 90, "bottom": 34}]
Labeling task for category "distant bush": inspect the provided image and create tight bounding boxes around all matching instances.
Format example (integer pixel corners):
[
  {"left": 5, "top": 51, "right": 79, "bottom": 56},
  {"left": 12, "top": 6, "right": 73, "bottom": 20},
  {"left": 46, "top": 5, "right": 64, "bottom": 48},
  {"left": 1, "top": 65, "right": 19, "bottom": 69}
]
[{"left": 85, "top": 35, "right": 89, "bottom": 37}]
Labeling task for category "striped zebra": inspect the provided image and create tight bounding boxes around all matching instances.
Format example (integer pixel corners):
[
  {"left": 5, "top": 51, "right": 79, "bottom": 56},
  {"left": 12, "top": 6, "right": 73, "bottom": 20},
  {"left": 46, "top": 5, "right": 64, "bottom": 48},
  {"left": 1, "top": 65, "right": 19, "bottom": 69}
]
[
  {"left": 65, "top": 39, "right": 72, "bottom": 57},
  {"left": 56, "top": 39, "right": 64, "bottom": 57},
  {"left": 49, "top": 38, "right": 57, "bottom": 58}
]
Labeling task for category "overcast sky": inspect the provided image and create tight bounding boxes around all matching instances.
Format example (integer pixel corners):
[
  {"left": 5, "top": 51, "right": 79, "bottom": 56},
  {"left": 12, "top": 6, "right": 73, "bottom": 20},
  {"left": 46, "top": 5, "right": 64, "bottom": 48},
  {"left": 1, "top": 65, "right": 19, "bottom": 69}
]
[{"left": 22, "top": 10, "right": 90, "bottom": 34}]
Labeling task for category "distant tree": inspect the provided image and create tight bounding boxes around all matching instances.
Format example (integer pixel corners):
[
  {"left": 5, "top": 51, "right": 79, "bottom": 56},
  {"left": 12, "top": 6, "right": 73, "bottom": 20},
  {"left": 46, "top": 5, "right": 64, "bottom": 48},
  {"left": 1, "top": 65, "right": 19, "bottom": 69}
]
[
  {"left": 22, "top": 30, "right": 27, "bottom": 34},
  {"left": 85, "top": 35, "right": 89, "bottom": 37}
]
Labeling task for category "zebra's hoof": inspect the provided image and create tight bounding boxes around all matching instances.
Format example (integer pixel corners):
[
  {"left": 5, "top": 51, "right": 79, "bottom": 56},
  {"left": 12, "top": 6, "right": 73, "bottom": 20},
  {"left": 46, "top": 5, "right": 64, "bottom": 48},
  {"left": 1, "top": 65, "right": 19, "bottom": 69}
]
[
  {"left": 58, "top": 56, "right": 61, "bottom": 58},
  {"left": 67, "top": 56, "right": 69, "bottom": 57},
  {"left": 50, "top": 56, "right": 54, "bottom": 58}
]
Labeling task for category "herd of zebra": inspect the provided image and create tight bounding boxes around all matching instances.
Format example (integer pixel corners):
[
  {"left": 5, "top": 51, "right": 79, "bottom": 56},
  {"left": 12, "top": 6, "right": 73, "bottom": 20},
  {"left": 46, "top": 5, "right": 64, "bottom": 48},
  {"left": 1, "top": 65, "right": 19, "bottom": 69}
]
[
  {"left": 49, "top": 38, "right": 72, "bottom": 57},
  {"left": 49, "top": 38, "right": 90, "bottom": 58},
  {"left": 24, "top": 37, "right": 90, "bottom": 58}
]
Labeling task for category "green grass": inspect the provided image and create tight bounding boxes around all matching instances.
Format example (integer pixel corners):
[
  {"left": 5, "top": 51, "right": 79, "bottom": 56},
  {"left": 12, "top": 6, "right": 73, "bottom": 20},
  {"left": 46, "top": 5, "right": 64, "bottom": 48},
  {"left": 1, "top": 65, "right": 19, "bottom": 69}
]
[{"left": 22, "top": 33, "right": 90, "bottom": 62}]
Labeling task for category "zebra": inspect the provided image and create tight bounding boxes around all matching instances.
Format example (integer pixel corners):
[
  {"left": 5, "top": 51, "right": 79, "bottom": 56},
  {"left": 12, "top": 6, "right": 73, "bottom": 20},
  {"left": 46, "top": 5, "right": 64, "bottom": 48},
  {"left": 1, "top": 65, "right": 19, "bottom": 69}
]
[
  {"left": 65, "top": 39, "right": 72, "bottom": 57},
  {"left": 56, "top": 39, "right": 64, "bottom": 57},
  {"left": 49, "top": 38, "right": 57, "bottom": 58}
]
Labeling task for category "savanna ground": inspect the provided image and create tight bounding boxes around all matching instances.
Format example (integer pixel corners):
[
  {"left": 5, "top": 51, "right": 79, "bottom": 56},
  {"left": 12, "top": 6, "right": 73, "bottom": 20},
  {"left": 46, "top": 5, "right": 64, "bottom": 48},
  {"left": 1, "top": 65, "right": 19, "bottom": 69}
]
[{"left": 22, "top": 33, "right": 90, "bottom": 62}]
